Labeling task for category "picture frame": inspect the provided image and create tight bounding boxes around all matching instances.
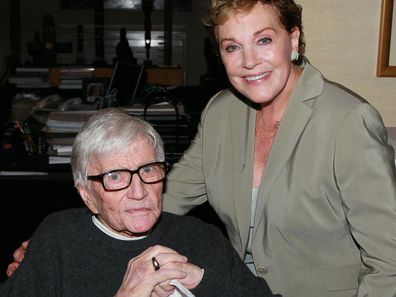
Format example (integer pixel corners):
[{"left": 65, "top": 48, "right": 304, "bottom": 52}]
[
  {"left": 377, "top": 0, "right": 396, "bottom": 77},
  {"left": 82, "top": 78, "right": 109, "bottom": 103}
]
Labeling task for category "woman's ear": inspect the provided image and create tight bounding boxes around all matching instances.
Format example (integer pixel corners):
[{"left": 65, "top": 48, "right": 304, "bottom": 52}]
[
  {"left": 78, "top": 186, "right": 98, "bottom": 214},
  {"left": 291, "top": 27, "right": 300, "bottom": 52}
]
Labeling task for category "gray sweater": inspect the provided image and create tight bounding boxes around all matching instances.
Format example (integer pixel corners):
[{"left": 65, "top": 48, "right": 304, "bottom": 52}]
[{"left": 0, "top": 208, "right": 278, "bottom": 297}]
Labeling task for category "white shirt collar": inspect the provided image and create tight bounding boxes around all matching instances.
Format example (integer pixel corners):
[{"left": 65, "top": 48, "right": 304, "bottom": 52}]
[{"left": 92, "top": 215, "right": 147, "bottom": 241}]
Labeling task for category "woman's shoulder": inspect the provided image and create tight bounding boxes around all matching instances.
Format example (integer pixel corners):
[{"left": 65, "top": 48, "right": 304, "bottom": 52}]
[
  {"left": 205, "top": 89, "right": 252, "bottom": 111},
  {"left": 200, "top": 88, "right": 253, "bottom": 125},
  {"left": 317, "top": 79, "right": 382, "bottom": 125}
]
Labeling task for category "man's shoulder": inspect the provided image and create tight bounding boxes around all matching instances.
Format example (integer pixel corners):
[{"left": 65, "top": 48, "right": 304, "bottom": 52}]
[
  {"left": 44, "top": 207, "right": 90, "bottom": 222},
  {"left": 36, "top": 208, "right": 91, "bottom": 234}
]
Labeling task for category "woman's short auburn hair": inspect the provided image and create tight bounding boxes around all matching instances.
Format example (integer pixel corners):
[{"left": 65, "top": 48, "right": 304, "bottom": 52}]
[{"left": 203, "top": 0, "right": 305, "bottom": 65}]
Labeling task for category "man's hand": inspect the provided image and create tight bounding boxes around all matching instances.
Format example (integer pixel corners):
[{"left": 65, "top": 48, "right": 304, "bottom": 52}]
[
  {"left": 151, "top": 261, "right": 203, "bottom": 296},
  {"left": 6, "top": 240, "right": 29, "bottom": 277},
  {"left": 115, "top": 245, "right": 189, "bottom": 297},
  {"left": 173, "top": 262, "right": 204, "bottom": 289}
]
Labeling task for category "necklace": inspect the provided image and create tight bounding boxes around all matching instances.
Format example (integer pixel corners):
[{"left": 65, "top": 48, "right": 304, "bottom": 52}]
[
  {"left": 261, "top": 120, "right": 280, "bottom": 132},
  {"left": 265, "top": 120, "right": 280, "bottom": 131},
  {"left": 256, "top": 120, "right": 280, "bottom": 140}
]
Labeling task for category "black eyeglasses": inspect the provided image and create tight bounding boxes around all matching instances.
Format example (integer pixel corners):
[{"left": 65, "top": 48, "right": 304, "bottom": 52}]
[{"left": 87, "top": 161, "right": 168, "bottom": 191}]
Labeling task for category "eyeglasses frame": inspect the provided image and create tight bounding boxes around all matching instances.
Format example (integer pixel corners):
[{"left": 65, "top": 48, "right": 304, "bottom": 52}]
[{"left": 87, "top": 161, "right": 169, "bottom": 191}]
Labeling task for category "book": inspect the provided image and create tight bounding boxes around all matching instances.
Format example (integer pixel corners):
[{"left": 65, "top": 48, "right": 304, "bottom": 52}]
[
  {"left": 45, "top": 110, "right": 98, "bottom": 133},
  {"left": 15, "top": 67, "right": 50, "bottom": 74}
]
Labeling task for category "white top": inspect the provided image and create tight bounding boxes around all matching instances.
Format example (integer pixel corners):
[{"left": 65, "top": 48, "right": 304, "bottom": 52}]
[{"left": 244, "top": 188, "right": 259, "bottom": 276}]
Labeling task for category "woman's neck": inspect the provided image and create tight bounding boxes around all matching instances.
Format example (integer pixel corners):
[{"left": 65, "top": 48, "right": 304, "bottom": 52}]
[{"left": 257, "top": 64, "right": 303, "bottom": 126}]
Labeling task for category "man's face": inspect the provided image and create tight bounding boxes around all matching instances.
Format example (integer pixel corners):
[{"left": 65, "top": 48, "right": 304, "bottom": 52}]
[{"left": 80, "top": 139, "right": 163, "bottom": 237}]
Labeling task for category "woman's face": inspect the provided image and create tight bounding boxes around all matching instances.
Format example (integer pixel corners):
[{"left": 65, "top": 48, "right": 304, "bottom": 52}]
[
  {"left": 80, "top": 139, "right": 163, "bottom": 237},
  {"left": 217, "top": 3, "right": 300, "bottom": 105}
]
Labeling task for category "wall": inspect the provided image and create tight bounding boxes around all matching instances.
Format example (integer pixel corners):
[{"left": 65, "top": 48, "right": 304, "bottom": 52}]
[
  {"left": 299, "top": 0, "right": 396, "bottom": 126},
  {"left": 0, "top": 1, "right": 394, "bottom": 125}
]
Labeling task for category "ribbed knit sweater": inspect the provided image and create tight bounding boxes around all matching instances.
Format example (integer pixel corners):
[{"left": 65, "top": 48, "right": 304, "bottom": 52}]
[{"left": 0, "top": 208, "right": 277, "bottom": 297}]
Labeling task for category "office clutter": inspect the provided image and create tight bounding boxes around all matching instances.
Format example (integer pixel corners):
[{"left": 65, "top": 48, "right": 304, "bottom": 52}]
[
  {"left": 7, "top": 67, "right": 53, "bottom": 89},
  {"left": 1, "top": 59, "right": 210, "bottom": 171},
  {"left": 1, "top": 86, "right": 192, "bottom": 169}
]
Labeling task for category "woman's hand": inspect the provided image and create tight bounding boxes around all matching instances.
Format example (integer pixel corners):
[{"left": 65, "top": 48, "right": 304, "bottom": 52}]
[
  {"left": 114, "top": 245, "right": 189, "bottom": 297},
  {"left": 6, "top": 240, "right": 29, "bottom": 277}
]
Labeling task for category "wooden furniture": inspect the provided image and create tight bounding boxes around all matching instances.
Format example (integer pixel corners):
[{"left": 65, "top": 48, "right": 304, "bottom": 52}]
[{"left": 48, "top": 66, "right": 183, "bottom": 87}]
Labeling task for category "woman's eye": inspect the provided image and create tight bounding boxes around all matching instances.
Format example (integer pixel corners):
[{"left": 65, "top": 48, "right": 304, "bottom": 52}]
[
  {"left": 258, "top": 37, "right": 272, "bottom": 45},
  {"left": 224, "top": 44, "right": 239, "bottom": 53}
]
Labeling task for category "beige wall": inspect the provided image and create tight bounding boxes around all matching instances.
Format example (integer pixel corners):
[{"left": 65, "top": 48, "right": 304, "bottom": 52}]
[{"left": 298, "top": 0, "right": 396, "bottom": 126}]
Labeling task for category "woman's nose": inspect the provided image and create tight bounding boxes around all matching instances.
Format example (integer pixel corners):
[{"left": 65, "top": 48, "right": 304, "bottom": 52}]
[{"left": 243, "top": 47, "right": 260, "bottom": 69}]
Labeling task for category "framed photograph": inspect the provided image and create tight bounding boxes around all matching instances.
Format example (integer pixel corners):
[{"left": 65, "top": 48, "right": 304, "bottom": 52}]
[
  {"left": 82, "top": 78, "right": 109, "bottom": 103},
  {"left": 377, "top": 0, "right": 396, "bottom": 77}
]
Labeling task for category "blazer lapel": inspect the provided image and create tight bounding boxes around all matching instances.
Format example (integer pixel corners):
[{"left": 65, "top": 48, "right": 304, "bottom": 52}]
[
  {"left": 230, "top": 97, "right": 256, "bottom": 253},
  {"left": 253, "top": 62, "right": 325, "bottom": 236}
]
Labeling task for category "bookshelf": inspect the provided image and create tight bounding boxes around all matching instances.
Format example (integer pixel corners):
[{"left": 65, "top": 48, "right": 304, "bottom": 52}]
[{"left": 8, "top": 66, "right": 183, "bottom": 93}]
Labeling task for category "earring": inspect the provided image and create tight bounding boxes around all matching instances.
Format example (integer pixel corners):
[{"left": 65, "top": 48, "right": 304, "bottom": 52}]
[{"left": 291, "top": 51, "right": 299, "bottom": 61}]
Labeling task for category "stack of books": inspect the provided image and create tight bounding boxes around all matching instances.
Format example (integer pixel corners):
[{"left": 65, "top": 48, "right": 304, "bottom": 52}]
[
  {"left": 44, "top": 110, "right": 98, "bottom": 164},
  {"left": 8, "top": 67, "right": 53, "bottom": 89},
  {"left": 58, "top": 67, "right": 95, "bottom": 90}
]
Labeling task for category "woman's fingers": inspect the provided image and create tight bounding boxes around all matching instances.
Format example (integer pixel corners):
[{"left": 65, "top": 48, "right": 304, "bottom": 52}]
[
  {"left": 6, "top": 240, "right": 30, "bottom": 277},
  {"left": 6, "top": 263, "right": 19, "bottom": 277}
]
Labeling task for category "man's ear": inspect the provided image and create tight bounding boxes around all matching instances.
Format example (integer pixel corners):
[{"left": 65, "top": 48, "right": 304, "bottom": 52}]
[{"left": 78, "top": 186, "right": 98, "bottom": 214}]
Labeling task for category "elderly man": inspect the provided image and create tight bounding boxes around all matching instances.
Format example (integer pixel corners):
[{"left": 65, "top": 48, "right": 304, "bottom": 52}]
[{"left": 1, "top": 108, "right": 278, "bottom": 297}]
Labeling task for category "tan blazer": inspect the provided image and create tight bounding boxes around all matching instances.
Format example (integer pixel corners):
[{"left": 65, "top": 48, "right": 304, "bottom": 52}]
[{"left": 163, "top": 61, "right": 396, "bottom": 297}]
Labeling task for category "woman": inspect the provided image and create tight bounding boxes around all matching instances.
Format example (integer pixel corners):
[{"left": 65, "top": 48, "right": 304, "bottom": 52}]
[
  {"left": 1, "top": 108, "right": 277, "bottom": 297},
  {"left": 163, "top": 1, "right": 396, "bottom": 297}
]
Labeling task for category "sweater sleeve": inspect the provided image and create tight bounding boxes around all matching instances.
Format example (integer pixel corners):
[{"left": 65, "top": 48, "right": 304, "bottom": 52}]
[
  {"left": 0, "top": 215, "right": 62, "bottom": 297},
  {"left": 195, "top": 247, "right": 279, "bottom": 297},
  {"left": 182, "top": 218, "right": 280, "bottom": 297}
]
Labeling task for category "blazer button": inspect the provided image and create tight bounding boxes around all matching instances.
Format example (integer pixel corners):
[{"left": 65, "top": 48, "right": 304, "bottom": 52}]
[{"left": 256, "top": 266, "right": 268, "bottom": 274}]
